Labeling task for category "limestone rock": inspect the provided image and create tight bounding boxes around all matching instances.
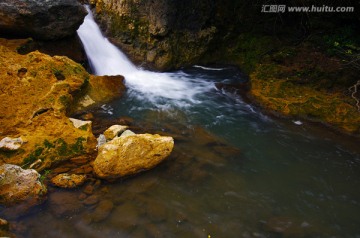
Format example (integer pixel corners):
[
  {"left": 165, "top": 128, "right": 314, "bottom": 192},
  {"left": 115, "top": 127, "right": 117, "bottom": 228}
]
[
  {"left": 93, "top": 134, "right": 174, "bottom": 179},
  {"left": 103, "top": 125, "right": 128, "bottom": 141},
  {"left": 0, "top": 164, "right": 47, "bottom": 207},
  {"left": 0, "top": 0, "right": 87, "bottom": 40},
  {"left": 0, "top": 137, "right": 23, "bottom": 151},
  {"left": 119, "top": 129, "right": 135, "bottom": 138},
  {"left": 0, "top": 42, "right": 97, "bottom": 170},
  {"left": 50, "top": 173, "right": 87, "bottom": 188},
  {"left": 70, "top": 118, "right": 92, "bottom": 132}
]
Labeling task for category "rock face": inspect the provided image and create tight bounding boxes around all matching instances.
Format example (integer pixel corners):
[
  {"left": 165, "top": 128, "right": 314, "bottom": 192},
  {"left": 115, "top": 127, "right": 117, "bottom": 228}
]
[
  {"left": 0, "top": 164, "right": 47, "bottom": 207},
  {"left": 91, "top": 0, "right": 220, "bottom": 70},
  {"left": 93, "top": 134, "right": 174, "bottom": 179},
  {"left": 0, "top": 0, "right": 87, "bottom": 40}
]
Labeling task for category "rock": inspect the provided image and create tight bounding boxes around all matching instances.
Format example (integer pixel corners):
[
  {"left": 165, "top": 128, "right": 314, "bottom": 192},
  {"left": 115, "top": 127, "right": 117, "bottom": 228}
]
[
  {"left": 0, "top": 218, "right": 9, "bottom": 231},
  {"left": 91, "top": 0, "right": 218, "bottom": 70},
  {"left": 0, "top": 137, "right": 23, "bottom": 151},
  {"left": 82, "top": 194, "right": 100, "bottom": 206},
  {"left": 109, "top": 203, "right": 140, "bottom": 231},
  {"left": 73, "top": 75, "right": 126, "bottom": 112},
  {"left": 0, "top": 164, "right": 47, "bottom": 216},
  {"left": 93, "top": 134, "right": 174, "bottom": 179},
  {"left": 83, "top": 184, "right": 95, "bottom": 195},
  {"left": 90, "top": 199, "right": 114, "bottom": 222},
  {"left": 50, "top": 173, "right": 87, "bottom": 188},
  {"left": 104, "top": 125, "right": 129, "bottom": 141},
  {"left": 97, "top": 134, "right": 107, "bottom": 148},
  {"left": 48, "top": 191, "right": 83, "bottom": 217},
  {"left": 0, "top": 0, "right": 87, "bottom": 40},
  {"left": 120, "top": 130, "right": 136, "bottom": 137},
  {"left": 0, "top": 42, "right": 99, "bottom": 170},
  {"left": 69, "top": 118, "right": 92, "bottom": 132}
]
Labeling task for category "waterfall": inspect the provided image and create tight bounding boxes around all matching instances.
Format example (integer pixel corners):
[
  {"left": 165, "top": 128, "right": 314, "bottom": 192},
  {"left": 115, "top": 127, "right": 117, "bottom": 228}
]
[{"left": 77, "top": 6, "right": 213, "bottom": 104}]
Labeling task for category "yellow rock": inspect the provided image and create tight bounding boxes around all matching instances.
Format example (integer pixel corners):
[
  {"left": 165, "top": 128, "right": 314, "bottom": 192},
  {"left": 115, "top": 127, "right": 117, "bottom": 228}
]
[{"left": 93, "top": 134, "right": 174, "bottom": 179}]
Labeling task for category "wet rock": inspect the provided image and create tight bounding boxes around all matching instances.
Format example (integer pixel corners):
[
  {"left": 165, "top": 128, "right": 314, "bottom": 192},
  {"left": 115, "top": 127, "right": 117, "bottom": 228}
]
[
  {"left": 70, "top": 164, "right": 93, "bottom": 174},
  {"left": 90, "top": 199, "right": 114, "bottom": 222},
  {"left": 0, "top": 0, "right": 86, "bottom": 40},
  {"left": 48, "top": 191, "right": 83, "bottom": 217},
  {"left": 93, "top": 134, "right": 174, "bottom": 180},
  {"left": 0, "top": 218, "right": 9, "bottom": 231},
  {"left": 104, "top": 125, "right": 129, "bottom": 141},
  {"left": 81, "top": 113, "right": 94, "bottom": 121},
  {"left": 145, "top": 200, "right": 167, "bottom": 222},
  {"left": 264, "top": 216, "right": 317, "bottom": 237},
  {"left": 50, "top": 173, "right": 87, "bottom": 188},
  {"left": 0, "top": 137, "right": 23, "bottom": 151},
  {"left": 83, "top": 184, "right": 95, "bottom": 195},
  {"left": 82, "top": 195, "right": 100, "bottom": 206},
  {"left": 109, "top": 203, "right": 140, "bottom": 231},
  {"left": 91, "top": 0, "right": 218, "bottom": 70},
  {"left": 73, "top": 75, "right": 126, "bottom": 112},
  {"left": 0, "top": 164, "right": 47, "bottom": 207}
]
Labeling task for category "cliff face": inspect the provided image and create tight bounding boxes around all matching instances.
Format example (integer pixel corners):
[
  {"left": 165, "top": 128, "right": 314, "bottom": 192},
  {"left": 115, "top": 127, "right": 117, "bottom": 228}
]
[{"left": 91, "top": 0, "right": 240, "bottom": 70}]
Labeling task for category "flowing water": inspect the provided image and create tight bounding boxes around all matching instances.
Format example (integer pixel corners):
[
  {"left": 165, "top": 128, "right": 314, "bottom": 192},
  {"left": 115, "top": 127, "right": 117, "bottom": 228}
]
[{"left": 5, "top": 6, "right": 360, "bottom": 238}]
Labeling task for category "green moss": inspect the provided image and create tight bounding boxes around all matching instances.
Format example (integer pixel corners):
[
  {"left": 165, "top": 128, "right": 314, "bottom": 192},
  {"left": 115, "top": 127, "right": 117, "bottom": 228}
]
[
  {"left": 71, "top": 137, "right": 86, "bottom": 153},
  {"left": 40, "top": 169, "right": 51, "bottom": 183},
  {"left": 23, "top": 147, "right": 44, "bottom": 168},
  {"left": 78, "top": 125, "right": 88, "bottom": 131},
  {"left": 43, "top": 139, "right": 55, "bottom": 149},
  {"left": 58, "top": 95, "right": 71, "bottom": 108},
  {"left": 55, "top": 138, "right": 68, "bottom": 156}
]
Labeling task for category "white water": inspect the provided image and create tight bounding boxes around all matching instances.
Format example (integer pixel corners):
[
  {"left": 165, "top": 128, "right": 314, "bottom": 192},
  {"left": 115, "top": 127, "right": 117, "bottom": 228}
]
[{"left": 77, "top": 6, "right": 213, "bottom": 105}]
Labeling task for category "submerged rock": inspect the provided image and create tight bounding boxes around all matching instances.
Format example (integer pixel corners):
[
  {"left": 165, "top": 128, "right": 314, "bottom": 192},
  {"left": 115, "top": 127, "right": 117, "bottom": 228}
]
[
  {"left": 0, "top": 164, "right": 47, "bottom": 215},
  {"left": 48, "top": 191, "right": 83, "bottom": 217},
  {"left": 0, "top": 0, "right": 87, "bottom": 40},
  {"left": 51, "top": 173, "right": 87, "bottom": 188},
  {"left": 93, "top": 134, "right": 174, "bottom": 179}
]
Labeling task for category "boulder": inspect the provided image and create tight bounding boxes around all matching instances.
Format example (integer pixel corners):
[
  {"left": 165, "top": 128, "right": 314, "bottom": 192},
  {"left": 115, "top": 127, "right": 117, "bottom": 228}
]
[
  {"left": 103, "top": 125, "right": 128, "bottom": 141},
  {"left": 93, "top": 134, "right": 174, "bottom": 179},
  {"left": 0, "top": 137, "right": 23, "bottom": 151},
  {"left": 50, "top": 173, "right": 87, "bottom": 188},
  {"left": 0, "top": 164, "right": 47, "bottom": 207},
  {"left": 0, "top": 43, "right": 96, "bottom": 170},
  {"left": 0, "top": 0, "right": 87, "bottom": 40}
]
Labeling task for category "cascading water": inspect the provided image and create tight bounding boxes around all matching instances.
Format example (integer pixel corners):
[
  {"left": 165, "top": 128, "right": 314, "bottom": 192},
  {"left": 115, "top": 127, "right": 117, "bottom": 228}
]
[{"left": 77, "top": 6, "right": 214, "bottom": 106}]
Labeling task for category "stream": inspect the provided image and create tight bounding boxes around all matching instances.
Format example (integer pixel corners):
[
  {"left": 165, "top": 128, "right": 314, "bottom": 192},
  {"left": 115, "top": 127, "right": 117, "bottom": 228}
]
[{"left": 7, "top": 6, "right": 360, "bottom": 238}]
